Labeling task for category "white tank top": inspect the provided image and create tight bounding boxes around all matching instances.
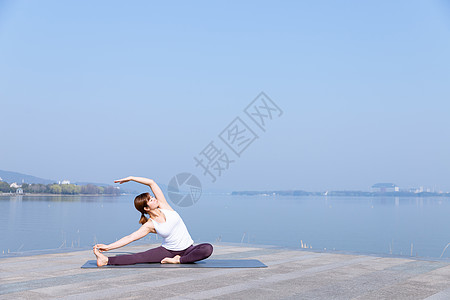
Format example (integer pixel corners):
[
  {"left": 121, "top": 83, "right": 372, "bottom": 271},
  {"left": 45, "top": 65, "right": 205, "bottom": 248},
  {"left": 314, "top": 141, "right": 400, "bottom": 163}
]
[{"left": 150, "top": 208, "right": 194, "bottom": 251}]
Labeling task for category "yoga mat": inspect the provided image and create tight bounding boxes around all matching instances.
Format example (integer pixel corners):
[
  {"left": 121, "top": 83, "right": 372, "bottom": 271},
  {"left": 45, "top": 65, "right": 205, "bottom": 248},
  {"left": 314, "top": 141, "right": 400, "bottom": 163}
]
[{"left": 82, "top": 259, "right": 267, "bottom": 269}]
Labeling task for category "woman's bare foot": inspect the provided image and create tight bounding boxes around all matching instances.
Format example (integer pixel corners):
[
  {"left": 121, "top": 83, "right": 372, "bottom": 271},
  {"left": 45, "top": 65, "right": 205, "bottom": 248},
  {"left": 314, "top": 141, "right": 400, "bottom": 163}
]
[
  {"left": 161, "top": 255, "right": 181, "bottom": 264},
  {"left": 93, "top": 247, "right": 108, "bottom": 267}
]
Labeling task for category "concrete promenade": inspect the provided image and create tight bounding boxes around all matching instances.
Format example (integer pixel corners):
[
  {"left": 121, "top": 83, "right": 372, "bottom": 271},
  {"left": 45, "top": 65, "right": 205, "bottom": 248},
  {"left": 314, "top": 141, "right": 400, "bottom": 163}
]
[{"left": 1, "top": 243, "right": 449, "bottom": 299}]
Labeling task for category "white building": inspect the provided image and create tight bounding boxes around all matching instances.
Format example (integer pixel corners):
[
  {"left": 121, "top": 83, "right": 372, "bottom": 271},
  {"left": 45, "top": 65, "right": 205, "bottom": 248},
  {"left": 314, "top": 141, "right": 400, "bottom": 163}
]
[
  {"left": 371, "top": 183, "right": 399, "bottom": 193},
  {"left": 10, "top": 182, "right": 21, "bottom": 189},
  {"left": 58, "top": 180, "right": 71, "bottom": 185}
]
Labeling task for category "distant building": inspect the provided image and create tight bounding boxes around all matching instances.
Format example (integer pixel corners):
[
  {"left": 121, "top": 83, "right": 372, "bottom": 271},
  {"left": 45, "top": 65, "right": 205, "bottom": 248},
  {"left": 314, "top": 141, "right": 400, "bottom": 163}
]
[
  {"left": 10, "top": 182, "right": 21, "bottom": 189},
  {"left": 371, "top": 183, "right": 399, "bottom": 193},
  {"left": 16, "top": 188, "right": 23, "bottom": 194},
  {"left": 59, "top": 180, "right": 71, "bottom": 185}
]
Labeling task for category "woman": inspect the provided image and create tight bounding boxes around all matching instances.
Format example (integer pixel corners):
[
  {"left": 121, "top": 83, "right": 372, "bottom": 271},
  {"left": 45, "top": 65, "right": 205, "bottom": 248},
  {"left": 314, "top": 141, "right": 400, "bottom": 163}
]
[{"left": 93, "top": 176, "right": 213, "bottom": 266}]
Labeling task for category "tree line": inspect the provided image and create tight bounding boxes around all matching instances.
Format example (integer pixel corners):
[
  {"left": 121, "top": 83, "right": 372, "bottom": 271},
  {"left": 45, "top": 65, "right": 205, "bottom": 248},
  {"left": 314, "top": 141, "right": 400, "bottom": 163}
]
[{"left": 0, "top": 181, "right": 121, "bottom": 195}]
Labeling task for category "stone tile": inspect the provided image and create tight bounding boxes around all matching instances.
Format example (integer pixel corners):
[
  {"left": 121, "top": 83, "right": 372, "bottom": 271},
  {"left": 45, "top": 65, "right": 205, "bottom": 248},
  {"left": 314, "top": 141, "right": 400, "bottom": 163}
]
[
  {"left": 210, "top": 287, "right": 289, "bottom": 300},
  {"left": 1, "top": 243, "right": 449, "bottom": 300},
  {"left": 426, "top": 265, "right": 450, "bottom": 276},
  {"left": 353, "top": 280, "right": 438, "bottom": 300},
  {"left": 36, "top": 281, "right": 118, "bottom": 298},
  {"left": 0, "top": 290, "right": 50, "bottom": 300},
  {"left": 424, "top": 287, "right": 450, "bottom": 300},
  {"left": 110, "top": 288, "right": 181, "bottom": 300}
]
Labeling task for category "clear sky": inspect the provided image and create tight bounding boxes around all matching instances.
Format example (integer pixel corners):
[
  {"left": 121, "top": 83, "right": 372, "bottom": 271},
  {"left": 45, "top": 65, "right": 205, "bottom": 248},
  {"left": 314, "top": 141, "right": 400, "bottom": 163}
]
[{"left": 1, "top": 0, "right": 449, "bottom": 192}]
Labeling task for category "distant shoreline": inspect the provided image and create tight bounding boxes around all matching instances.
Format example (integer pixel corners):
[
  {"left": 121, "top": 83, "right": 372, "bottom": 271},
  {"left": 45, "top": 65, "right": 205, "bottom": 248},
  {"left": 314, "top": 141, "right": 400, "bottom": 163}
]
[
  {"left": 231, "top": 190, "right": 450, "bottom": 198},
  {"left": 0, "top": 193, "right": 130, "bottom": 197}
]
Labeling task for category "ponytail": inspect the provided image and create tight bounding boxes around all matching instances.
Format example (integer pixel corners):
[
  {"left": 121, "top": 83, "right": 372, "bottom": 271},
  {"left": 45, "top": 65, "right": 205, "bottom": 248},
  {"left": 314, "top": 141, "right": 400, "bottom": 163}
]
[
  {"left": 134, "top": 192, "right": 151, "bottom": 225},
  {"left": 139, "top": 213, "right": 148, "bottom": 225}
]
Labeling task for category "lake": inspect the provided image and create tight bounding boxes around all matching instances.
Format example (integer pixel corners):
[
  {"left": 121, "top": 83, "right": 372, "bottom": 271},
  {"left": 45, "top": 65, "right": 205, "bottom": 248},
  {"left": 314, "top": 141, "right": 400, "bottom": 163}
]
[{"left": 1, "top": 194, "right": 449, "bottom": 259}]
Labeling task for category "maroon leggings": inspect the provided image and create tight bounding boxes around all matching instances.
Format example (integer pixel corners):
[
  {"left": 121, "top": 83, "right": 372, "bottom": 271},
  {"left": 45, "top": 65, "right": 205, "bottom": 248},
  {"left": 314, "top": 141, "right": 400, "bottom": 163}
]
[{"left": 107, "top": 243, "right": 213, "bottom": 265}]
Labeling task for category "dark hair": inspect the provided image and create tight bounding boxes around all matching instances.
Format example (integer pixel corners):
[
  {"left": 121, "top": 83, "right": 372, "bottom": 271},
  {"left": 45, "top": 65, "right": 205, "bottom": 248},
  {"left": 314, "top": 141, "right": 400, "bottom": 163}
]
[{"left": 134, "top": 192, "right": 151, "bottom": 225}]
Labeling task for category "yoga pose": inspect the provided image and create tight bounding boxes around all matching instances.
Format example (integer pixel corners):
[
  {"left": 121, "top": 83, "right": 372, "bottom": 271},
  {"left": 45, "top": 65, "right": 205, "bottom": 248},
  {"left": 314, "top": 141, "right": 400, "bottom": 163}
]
[{"left": 93, "top": 176, "right": 213, "bottom": 266}]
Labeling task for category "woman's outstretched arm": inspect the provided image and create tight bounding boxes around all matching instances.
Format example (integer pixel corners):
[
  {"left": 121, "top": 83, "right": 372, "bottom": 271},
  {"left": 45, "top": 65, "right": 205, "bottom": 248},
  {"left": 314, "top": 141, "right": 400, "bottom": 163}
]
[
  {"left": 114, "top": 176, "right": 173, "bottom": 210},
  {"left": 114, "top": 176, "right": 153, "bottom": 186},
  {"left": 94, "top": 222, "right": 152, "bottom": 252}
]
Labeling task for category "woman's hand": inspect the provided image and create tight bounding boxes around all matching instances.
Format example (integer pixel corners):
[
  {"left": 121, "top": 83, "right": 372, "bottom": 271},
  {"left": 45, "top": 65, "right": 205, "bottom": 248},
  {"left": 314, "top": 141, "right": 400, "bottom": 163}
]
[
  {"left": 94, "top": 244, "right": 110, "bottom": 252},
  {"left": 114, "top": 176, "right": 133, "bottom": 184}
]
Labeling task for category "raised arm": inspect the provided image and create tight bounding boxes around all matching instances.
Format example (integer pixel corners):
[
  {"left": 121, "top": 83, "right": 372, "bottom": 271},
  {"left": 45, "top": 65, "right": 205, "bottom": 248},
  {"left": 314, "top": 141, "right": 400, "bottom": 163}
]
[
  {"left": 94, "top": 222, "right": 153, "bottom": 252},
  {"left": 114, "top": 176, "right": 152, "bottom": 186},
  {"left": 114, "top": 176, "right": 173, "bottom": 210}
]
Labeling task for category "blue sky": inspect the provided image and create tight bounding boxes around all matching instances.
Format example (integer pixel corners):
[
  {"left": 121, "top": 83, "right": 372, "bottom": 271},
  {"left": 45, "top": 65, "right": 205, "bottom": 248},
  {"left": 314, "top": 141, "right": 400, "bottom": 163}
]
[{"left": 1, "top": 0, "right": 450, "bottom": 192}]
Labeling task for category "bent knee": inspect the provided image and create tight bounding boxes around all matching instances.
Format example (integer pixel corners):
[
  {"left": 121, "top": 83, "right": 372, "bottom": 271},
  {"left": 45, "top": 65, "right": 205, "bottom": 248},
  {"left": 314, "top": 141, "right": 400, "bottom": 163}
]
[{"left": 202, "top": 243, "right": 213, "bottom": 258}]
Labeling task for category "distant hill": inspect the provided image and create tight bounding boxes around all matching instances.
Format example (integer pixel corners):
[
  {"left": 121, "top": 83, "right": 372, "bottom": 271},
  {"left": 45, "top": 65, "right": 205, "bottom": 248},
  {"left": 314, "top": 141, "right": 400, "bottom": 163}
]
[
  {"left": 0, "top": 169, "right": 171, "bottom": 194},
  {"left": 0, "top": 169, "right": 55, "bottom": 184}
]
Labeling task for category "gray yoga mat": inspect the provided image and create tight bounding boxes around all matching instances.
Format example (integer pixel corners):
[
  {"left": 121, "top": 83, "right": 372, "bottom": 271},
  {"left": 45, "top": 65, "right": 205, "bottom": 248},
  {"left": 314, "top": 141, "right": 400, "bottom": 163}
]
[{"left": 82, "top": 259, "right": 267, "bottom": 268}]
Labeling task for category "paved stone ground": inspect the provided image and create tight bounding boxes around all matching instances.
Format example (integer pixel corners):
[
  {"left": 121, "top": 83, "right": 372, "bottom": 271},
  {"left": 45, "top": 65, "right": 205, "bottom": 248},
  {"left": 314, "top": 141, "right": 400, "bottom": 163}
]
[{"left": 1, "top": 243, "right": 449, "bottom": 299}]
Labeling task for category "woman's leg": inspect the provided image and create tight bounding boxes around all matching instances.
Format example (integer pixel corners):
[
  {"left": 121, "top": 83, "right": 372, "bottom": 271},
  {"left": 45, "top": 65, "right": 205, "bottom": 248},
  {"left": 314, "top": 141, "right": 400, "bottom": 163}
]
[
  {"left": 107, "top": 246, "right": 177, "bottom": 265},
  {"left": 179, "top": 243, "right": 213, "bottom": 263}
]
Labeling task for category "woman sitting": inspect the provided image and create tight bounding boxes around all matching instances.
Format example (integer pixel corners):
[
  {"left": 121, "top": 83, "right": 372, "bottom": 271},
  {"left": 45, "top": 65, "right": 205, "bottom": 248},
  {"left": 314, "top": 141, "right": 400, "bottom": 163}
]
[{"left": 93, "top": 176, "right": 213, "bottom": 266}]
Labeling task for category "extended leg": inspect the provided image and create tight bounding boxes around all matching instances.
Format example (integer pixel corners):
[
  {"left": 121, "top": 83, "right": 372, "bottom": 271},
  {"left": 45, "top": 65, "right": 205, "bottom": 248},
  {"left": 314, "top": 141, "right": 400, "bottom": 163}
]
[{"left": 107, "top": 246, "right": 175, "bottom": 265}]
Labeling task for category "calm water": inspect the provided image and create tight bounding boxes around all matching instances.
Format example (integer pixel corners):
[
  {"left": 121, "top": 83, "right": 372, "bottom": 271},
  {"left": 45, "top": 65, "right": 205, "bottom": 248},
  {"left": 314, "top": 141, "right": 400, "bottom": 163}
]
[{"left": 1, "top": 194, "right": 449, "bottom": 259}]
